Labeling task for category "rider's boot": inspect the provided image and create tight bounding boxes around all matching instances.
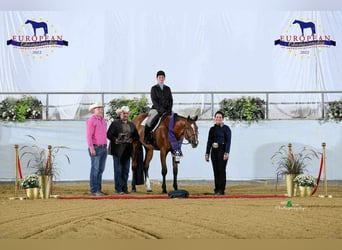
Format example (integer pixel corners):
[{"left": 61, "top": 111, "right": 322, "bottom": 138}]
[{"left": 144, "top": 126, "right": 152, "bottom": 144}]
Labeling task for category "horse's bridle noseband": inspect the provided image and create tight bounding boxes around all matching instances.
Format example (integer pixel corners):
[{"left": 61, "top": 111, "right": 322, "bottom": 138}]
[{"left": 183, "top": 123, "right": 198, "bottom": 146}]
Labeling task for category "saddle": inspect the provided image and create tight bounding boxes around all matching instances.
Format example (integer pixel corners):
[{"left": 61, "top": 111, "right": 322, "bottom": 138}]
[
  {"left": 143, "top": 113, "right": 167, "bottom": 145},
  {"left": 151, "top": 113, "right": 168, "bottom": 132}
]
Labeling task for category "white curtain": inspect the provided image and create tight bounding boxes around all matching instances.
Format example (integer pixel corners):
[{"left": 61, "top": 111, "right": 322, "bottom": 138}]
[{"left": 1, "top": 7, "right": 342, "bottom": 118}]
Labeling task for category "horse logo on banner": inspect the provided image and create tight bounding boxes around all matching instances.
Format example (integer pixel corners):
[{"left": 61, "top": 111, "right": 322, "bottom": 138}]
[
  {"left": 25, "top": 20, "right": 49, "bottom": 36},
  {"left": 292, "top": 19, "right": 316, "bottom": 36},
  {"left": 274, "top": 18, "right": 336, "bottom": 58}
]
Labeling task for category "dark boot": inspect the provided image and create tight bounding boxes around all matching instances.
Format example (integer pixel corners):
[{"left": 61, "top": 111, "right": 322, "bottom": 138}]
[{"left": 144, "top": 126, "right": 151, "bottom": 144}]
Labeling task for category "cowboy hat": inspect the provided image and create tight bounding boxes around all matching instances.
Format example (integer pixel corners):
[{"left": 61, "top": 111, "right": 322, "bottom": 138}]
[
  {"left": 116, "top": 106, "right": 130, "bottom": 115},
  {"left": 88, "top": 102, "right": 104, "bottom": 112}
]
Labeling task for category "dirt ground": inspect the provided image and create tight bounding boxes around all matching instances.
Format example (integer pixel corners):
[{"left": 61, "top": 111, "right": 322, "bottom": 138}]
[{"left": 1, "top": 180, "right": 341, "bottom": 240}]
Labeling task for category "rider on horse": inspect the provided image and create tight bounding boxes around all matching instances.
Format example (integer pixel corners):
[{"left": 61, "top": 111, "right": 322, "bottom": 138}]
[{"left": 145, "top": 71, "right": 172, "bottom": 137}]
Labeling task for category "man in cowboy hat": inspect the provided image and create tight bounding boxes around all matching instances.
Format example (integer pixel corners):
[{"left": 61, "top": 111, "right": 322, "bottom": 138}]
[
  {"left": 107, "top": 106, "right": 139, "bottom": 194},
  {"left": 86, "top": 102, "right": 108, "bottom": 196}
]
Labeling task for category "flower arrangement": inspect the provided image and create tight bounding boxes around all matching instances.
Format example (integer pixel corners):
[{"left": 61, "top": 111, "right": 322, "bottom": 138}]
[
  {"left": 21, "top": 174, "right": 40, "bottom": 189},
  {"left": 219, "top": 96, "right": 265, "bottom": 123},
  {"left": 0, "top": 95, "right": 42, "bottom": 122},
  {"left": 326, "top": 99, "right": 342, "bottom": 122},
  {"left": 106, "top": 95, "right": 149, "bottom": 121},
  {"left": 294, "top": 174, "right": 316, "bottom": 187}
]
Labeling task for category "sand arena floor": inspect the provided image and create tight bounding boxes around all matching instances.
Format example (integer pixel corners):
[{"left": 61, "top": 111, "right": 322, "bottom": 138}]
[{"left": 0, "top": 180, "right": 341, "bottom": 240}]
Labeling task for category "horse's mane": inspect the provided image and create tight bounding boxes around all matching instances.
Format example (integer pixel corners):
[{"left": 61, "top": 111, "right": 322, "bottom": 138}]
[
  {"left": 138, "top": 112, "right": 195, "bottom": 122},
  {"left": 173, "top": 113, "right": 196, "bottom": 121}
]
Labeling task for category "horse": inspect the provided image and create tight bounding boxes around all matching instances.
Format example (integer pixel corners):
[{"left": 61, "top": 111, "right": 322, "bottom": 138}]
[
  {"left": 292, "top": 19, "right": 316, "bottom": 36},
  {"left": 25, "top": 20, "right": 48, "bottom": 36},
  {"left": 131, "top": 113, "right": 199, "bottom": 193}
]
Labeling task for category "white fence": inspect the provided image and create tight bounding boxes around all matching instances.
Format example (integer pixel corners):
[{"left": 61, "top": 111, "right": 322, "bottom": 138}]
[{"left": 1, "top": 90, "right": 342, "bottom": 120}]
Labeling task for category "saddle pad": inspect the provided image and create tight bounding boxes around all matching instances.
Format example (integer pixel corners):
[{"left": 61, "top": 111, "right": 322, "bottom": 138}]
[{"left": 141, "top": 117, "right": 148, "bottom": 126}]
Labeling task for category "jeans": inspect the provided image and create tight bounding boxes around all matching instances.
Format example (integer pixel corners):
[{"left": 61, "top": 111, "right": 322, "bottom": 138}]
[
  {"left": 89, "top": 146, "right": 107, "bottom": 194},
  {"left": 113, "top": 156, "right": 130, "bottom": 193}
]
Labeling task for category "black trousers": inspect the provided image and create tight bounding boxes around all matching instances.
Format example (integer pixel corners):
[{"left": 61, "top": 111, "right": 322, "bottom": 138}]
[{"left": 211, "top": 145, "right": 228, "bottom": 194}]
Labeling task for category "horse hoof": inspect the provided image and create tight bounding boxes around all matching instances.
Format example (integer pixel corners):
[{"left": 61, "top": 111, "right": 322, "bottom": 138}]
[
  {"left": 147, "top": 189, "right": 153, "bottom": 193},
  {"left": 131, "top": 189, "right": 136, "bottom": 193}
]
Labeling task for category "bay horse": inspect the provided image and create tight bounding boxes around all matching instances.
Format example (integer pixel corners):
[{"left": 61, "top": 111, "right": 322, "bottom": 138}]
[
  {"left": 25, "top": 20, "right": 48, "bottom": 36},
  {"left": 131, "top": 113, "right": 199, "bottom": 193}
]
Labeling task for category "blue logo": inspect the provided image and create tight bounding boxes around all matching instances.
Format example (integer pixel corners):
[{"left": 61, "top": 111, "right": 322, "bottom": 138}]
[
  {"left": 6, "top": 18, "right": 68, "bottom": 59},
  {"left": 26, "top": 20, "right": 48, "bottom": 36},
  {"left": 274, "top": 19, "right": 336, "bottom": 50}
]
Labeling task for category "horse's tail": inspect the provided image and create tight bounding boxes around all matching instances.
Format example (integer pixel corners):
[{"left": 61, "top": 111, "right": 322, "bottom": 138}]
[
  {"left": 132, "top": 142, "right": 145, "bottom": 185},
  {"left": 132, "top": 141, "right": 141, "bottom": 170}
]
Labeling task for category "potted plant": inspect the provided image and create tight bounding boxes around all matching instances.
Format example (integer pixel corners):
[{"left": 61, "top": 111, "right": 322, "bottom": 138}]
[
  {"left": 294, "top": 174, "right": 316, "bottom": 197},
  {"left": 106, "top": 96, "right": 149, "bottom": 121},
  {"left": 271, "top": 144, "right": 319, "bottom": 197},
  {"left": 20, "top": 174, "right": 40, "bottom": 199},
  {"left": 20, "top": 136, "right": 70, "bottom": 199},
  {"left": 0, "top": 95, "right": 42, "bottom": 122},
  {"left": 326, "top": 99, "right": 342, "bottom": 122},
  {"left": 219, "top": 96, "right": 266, "bottom": 123}
]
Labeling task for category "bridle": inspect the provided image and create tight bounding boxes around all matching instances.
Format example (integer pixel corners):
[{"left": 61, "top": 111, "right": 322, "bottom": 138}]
[{"left": 183, "top": 121, "right": 199, "bottom": 147}]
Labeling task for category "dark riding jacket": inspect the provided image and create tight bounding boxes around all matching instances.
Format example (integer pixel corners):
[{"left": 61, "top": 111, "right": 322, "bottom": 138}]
[
  {"left": 206, "top": 124, "right": 232, "bottom": 155},
  {"left": 151, "top": 84, "right": 173, "bottom": 115}
]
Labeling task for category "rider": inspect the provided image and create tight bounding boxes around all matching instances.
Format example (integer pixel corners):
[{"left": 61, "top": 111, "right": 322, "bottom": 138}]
[{"left": 144, "top": 70, "right": 173, "bottom": 144}]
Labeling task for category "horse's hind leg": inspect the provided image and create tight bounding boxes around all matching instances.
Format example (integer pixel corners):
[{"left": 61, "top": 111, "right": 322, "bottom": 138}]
[
  {"left": 131, "top": 143, "right": 139, "bottom": 192},
  {"left": 172, "top": 157, "right": 178, "bottom": 191},
  {"left": 144, "top": 168, "right": 152, "bottom": 192},
  {"left": 144, "top": 149, "right": 153, "bottom": 192}
]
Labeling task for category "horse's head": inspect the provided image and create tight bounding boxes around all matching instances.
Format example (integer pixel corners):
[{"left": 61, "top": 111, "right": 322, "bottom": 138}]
[
  {"left": 184, "top": 115, "right": 199, "bottom": 148},
  {"left": 25, "top": 20, "right": 29, "bottom": 24}
]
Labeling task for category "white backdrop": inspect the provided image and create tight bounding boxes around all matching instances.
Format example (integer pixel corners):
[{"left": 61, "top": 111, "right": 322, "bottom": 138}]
[{"left": 1, "top": 2, "right": 342, "bottom": 94}]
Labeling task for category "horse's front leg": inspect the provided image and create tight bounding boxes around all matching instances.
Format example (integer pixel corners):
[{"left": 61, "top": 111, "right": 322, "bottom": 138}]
[
  {"left": 131, "top": 168, "right": 137, "bottom": 193},
  {"left": 172, "top": 156, "right": 178, "bottom": 191},
  {"left": 160, "top": 150, "right": 168, "bottom": 194}
]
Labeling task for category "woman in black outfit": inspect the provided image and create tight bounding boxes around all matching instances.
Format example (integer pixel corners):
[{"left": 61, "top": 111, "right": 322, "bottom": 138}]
[{"left": 205, "top": 111, "right": 232, "bottom": 195}]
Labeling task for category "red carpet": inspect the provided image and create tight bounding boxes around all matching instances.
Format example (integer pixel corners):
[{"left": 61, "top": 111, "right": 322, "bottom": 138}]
[{"left": 58, "top": 194, "right": 286, "bottom": 200}]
